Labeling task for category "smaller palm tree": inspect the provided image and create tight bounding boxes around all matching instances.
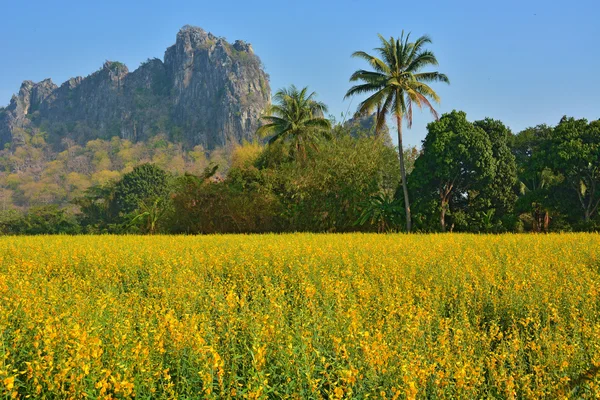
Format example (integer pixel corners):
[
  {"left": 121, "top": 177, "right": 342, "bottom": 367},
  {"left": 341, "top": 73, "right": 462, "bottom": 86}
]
[
  {"left": 128, "top": 196, "right": 170, "bottom": 234},
  {"left": 257, "top": 85, "right": 331, "bottom": 160},
  {"left": 355, "top": 193, "right": 403, "bottom": 233}
]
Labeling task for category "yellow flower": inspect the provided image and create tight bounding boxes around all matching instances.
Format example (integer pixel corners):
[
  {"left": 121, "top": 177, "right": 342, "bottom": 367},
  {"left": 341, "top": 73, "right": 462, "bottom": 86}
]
[{"left": 3, "top": 376, "right": 15, "bottom": 391}]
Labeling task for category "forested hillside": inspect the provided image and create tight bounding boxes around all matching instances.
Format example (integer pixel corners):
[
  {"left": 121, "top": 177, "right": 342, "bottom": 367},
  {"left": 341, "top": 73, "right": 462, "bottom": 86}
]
[{"left": 0, "top": 133, "right": 229, "bottom": 210}]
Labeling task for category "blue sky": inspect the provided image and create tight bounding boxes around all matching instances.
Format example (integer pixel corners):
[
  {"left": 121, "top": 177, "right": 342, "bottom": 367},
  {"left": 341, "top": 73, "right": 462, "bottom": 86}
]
[{"left": 0, "top": 0, "right": 598, "bottom": 147}]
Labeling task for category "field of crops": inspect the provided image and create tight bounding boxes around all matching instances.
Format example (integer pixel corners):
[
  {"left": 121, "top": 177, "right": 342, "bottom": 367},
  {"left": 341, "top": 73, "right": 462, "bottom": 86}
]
[{"left": 1, "top": 234, "right": 600, "bottom": 398}]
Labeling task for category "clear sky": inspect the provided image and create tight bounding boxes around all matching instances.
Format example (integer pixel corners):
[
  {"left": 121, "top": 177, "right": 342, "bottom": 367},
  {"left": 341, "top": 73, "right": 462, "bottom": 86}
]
[{"left": 0, "top": 0, "right": 598, "bottom": 147}]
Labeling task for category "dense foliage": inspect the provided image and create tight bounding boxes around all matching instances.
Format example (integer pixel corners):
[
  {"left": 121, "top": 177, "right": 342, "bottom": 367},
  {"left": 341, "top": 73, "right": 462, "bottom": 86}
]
[
  {"left": 2, "top": 234, "right": 600, "bottom": 397},
  {"left": 0, "top": 133, "right": 227, "bottom": 210},
  {"left": 410, "top": 111, "right": 517, "bottom": 232},
  {"left": 166, "top": 132, "right": 399, "bottom": 234},
  {"left": 0, "top": 108, "right": 599, "bottom": 234}
]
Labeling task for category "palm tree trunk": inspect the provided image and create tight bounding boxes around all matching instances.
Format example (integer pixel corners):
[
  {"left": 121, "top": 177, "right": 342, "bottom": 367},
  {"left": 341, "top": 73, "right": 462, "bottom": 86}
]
[{"left": 396, "top": 115, "right": 412, "bottom": 232}]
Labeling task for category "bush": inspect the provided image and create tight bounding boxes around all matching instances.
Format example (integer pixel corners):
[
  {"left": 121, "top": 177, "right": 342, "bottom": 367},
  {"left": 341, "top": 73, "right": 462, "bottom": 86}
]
[{"left": 0, "top": 206, "right": 80, "bottom": 235}]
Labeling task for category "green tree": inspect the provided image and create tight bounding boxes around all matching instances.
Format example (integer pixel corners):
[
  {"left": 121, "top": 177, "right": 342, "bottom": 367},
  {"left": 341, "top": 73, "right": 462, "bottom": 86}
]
[
  {"left": 512, "top": 124, "right": 562, "bottom": 232},
  {"left": 256, "top": 85, "right": 331, "bottom": 161},
  {"left": 113, "top": 163, "right": 171, "bottom": 215},
  {"left": 512, "top": 124, "right": 555, "bottom": 194},
  {"left": 410, "top": 111, "right": 495, "bottom": 232},
  {"left": 169, "top": 172, "right": 282, "bottom": 234},
  {"left": 72, "top": 182, "right": 119, "bottom": 233},
  {"left": 2, "top": 206, "right": 80, "bottom": 235},
  {"left": 275, "top": 134, "right": 400, "bottom": 232},
  {"left": 548, "top": 117, "right": 600, "bottom": 224},
  {"left": 473, "top": 118, "right": 518, "bottom": 228},
  {"left": 128, "top": 196, "right": 171, "bottom": 234},
  {"left": 345, "top": 32, "right": 449, "bottom": 232},
  {"left": 0, "top": 209, "right": 24, "bottom": 234}
]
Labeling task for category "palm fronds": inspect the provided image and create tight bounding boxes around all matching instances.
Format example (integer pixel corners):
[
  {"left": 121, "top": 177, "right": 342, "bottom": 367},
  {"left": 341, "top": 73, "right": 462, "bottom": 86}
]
[
  {"left": 256, "top": 85, "right": 331, "bottom": 160},
  {"left": 345, "top": 32, "right": 449, "bottom": 232}
]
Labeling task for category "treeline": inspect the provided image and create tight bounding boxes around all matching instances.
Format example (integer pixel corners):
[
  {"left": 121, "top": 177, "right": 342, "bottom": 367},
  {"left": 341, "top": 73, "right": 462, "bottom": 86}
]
[
  {"left": 411, "top": 111, "right": 600, "bottom": 232},
  {"left": 0, "top": 130, "right": 231, "bottom": 209},
  {"left": 1, "top": 110, "right": 598, "bottom": 234},
  {"left": 0, "top": 124, "right": 400, "bottom": 234}
]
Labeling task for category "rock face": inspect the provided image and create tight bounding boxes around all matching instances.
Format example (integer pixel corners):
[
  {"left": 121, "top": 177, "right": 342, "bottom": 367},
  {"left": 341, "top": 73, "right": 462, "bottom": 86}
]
[
  {"left": 0, "top": 25, "right": 271, "bottom": 149},
  {"left": 344, "top": 113, "right": 393, "bottom": 147}
]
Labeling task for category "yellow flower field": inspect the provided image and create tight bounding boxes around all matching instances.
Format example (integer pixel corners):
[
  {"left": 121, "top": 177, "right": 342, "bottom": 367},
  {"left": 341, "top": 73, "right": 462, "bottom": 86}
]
[{"left": 1, "top": 234, "right": 600, "bottom": 399}]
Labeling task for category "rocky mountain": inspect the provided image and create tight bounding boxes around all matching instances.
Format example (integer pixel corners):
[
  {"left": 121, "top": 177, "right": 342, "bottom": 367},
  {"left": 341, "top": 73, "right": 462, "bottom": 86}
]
[
  {"left": 344, "top": 113, "right": 393, "bottom": 147},
  {"left": 0, "top": 25, "right": 271, "bottom": 149}
]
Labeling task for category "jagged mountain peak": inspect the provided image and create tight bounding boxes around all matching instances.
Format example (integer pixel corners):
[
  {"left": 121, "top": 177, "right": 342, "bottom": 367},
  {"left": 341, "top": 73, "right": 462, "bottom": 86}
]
[
  {"left": 177, "top": 25, "right": 214, "bottom": 42},
  {"left": 0, "top": 25, "right": 271, "bottom": 149}
]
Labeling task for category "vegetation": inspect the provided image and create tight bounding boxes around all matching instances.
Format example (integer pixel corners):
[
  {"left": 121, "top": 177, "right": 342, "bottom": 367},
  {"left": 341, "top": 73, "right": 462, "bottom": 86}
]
[
  {"left": 105, "top": 61, "right": 127, "bottom": 73},
  {"left": 113, "top": 163, "right": 171, "bottom": 216},
  {"left": 2, "top": 234, "right": 600, "bottom": 398},
  {"left": 548, "top": 117, "right": 600, "bottom": 223},
  {"left": 257, "top": 85, "right": 331, "bottom": 161},
  {"left": 0, "top": 110, "right": 599, "bottom": 234},
  {"left": 410, "top": 111, "right": 517, "bottom": 232},
  {"left": 0, "top": 134, "right": 225, "bottom": 211},
  {"left": 168, "top": 132, "right": 398, "bottom": 234},
  {"left": 1, "top": 27, "right": 600, "bottom": 400},
  {"left": 355, "top": 193, "right": 403, "bottom": 232},
  {"left": 345, "top": 33, "right": 449, "bottom": 232},
  {"left": 511, "top": 117, "right": 600, "bottom": 231}
]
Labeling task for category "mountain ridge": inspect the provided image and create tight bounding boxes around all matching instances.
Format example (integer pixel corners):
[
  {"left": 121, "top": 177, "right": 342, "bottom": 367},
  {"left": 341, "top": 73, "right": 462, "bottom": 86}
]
[{"left": 0, "top": 25, "right": 271, "bottom": 150}]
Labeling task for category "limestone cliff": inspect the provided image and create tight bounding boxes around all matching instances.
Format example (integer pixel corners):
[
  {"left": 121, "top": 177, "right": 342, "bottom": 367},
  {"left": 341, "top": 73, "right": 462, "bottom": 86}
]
[{"left": 0, "top": 25, "right": 271, "bottom": 149}]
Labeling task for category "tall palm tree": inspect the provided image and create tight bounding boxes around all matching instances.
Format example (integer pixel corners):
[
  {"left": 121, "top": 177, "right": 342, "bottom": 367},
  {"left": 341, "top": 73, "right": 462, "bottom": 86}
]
[
  {"left": 345, "top": 33, "right": 449, "bottom": 232},
  {"left": 257, "top": 85, "right": 331, "bottom": 160}
]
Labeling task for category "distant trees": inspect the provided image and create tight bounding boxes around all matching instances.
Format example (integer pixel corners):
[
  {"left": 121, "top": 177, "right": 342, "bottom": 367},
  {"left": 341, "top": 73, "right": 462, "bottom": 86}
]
[
  {"left": 512, "top": 124, "right": 558, "bottom": 232},
  {"left": 411, "top": 112, "right": 600, "bottom": 232},
  {"left": 72, "top": 164, "right": 173, "bottom": 233},
  {"left": 346, "top": 32, "right": 449, "bottom": 232},
  {"left": 473, "top": 118, "right": 518, "bottom": 226},
  {"left": 273, "top": 134, "right": 400, "bottom": 232},
  {"left": 409, "top": 111, "right": 518, "bottom": 232},
  {"left": 0, "top": 134, "right": 226, "bottom": 211},
  {"left": 71, "top": 184, "right": 117, "bottom": 232},
  {"left": 169, "top": 172, "right": 282, "bottom": 234},
  {"left": 0, "top": 206, "right": 79, "bottom": 235},
  {"left": 507, "top": 118, "right": 600, "bottom": 231},
  {"left": 169, "top": 131, "right": 399, "bottom": 234}
]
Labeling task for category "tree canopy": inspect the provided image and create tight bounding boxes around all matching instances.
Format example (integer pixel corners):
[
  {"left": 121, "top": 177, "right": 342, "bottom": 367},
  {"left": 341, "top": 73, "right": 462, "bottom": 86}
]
[{"left": 410, "top": 111, "right": 497, "bottom": 232}]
